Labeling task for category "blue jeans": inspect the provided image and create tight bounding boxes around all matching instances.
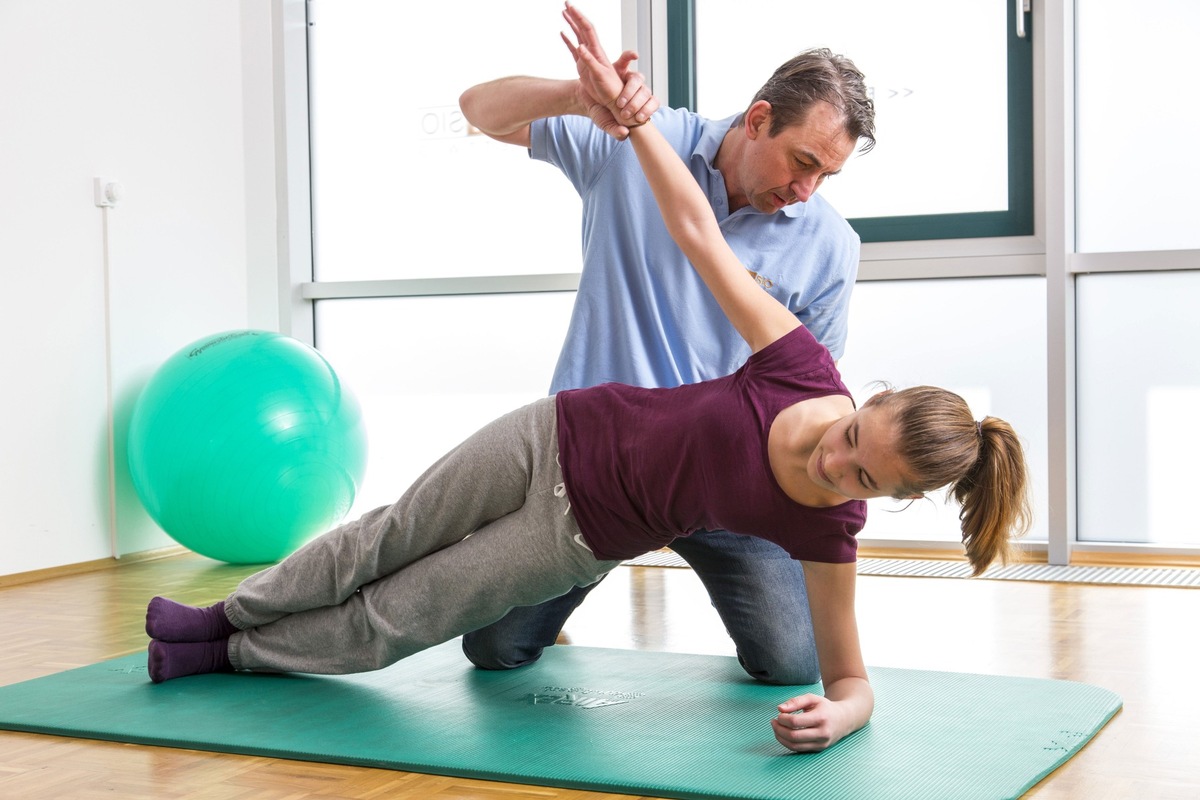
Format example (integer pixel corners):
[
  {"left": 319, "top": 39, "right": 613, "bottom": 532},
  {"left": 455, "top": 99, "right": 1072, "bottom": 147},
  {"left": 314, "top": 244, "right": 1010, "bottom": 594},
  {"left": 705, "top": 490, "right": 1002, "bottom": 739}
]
[{"left": 461, "top": 528, "right": 819, "bottom": 685}]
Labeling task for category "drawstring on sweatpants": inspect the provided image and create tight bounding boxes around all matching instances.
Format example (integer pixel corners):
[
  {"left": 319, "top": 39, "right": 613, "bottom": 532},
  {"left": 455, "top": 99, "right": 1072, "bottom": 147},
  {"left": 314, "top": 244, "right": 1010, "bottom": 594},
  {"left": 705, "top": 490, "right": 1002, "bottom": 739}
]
[
  {"left": 553, "top": 482, "right": 571, "bottom": 515},
  {"left": 553, "top": 454, "right": 571, "bottom": 516}
]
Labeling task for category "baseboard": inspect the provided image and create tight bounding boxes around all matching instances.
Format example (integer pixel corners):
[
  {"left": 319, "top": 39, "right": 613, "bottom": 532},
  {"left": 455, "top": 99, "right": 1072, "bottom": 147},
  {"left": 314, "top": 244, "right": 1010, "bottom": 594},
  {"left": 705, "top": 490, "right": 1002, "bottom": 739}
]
[{"left": 0, "top": 546, "right": 189, "bottom": 589}]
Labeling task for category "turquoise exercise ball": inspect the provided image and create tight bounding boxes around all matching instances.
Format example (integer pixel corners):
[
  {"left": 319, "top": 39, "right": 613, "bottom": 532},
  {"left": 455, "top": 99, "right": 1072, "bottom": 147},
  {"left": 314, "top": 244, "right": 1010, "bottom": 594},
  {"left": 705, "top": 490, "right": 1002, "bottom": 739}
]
[{"left": 127, "top": 330, "right": 368, "bottom": 564}]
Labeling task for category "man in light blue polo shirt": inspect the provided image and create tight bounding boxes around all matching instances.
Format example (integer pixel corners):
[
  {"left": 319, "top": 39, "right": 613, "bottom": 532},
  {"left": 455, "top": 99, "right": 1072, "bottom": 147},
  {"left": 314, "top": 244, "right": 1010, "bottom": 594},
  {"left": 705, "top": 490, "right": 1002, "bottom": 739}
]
[{"left": 458, "top": 41, "right": 875, "bottom": 685}]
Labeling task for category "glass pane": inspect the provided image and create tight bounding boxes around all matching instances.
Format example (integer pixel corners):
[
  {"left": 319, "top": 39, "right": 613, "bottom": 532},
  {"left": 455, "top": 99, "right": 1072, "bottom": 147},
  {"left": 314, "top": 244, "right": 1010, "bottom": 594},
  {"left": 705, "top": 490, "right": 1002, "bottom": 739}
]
[
  {"left": 308, "top": 1, "right": 622, "bottom": 281},
  {"left": 837, "top": 278, "right": 1048, "bottom": 543},
  {"left": 694, "top": 0, "right": 1009, "bottom": 220},
  {"left": 1077, "top": 272, "right": 1200, "bottom": 545},
  {"left": 1076, "top": 0, "right": 1200, "bottom": 252},
  {"left": 314, "top": 293, "right": 575, "bottom": 516}
]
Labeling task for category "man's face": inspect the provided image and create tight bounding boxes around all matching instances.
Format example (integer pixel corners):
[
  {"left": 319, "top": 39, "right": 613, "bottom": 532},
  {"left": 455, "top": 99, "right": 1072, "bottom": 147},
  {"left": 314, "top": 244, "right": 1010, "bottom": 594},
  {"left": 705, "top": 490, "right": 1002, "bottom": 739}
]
[{"left": 730, "top": 100, "right": 857, "bottom": 214}]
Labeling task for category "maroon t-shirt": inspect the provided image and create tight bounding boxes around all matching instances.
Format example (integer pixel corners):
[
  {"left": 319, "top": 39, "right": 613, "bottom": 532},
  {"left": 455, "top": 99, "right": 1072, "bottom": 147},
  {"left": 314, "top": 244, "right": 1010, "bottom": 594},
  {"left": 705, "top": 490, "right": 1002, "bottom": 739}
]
[{"left": 556, "top": 326, "right": 866, "bottom": 562}]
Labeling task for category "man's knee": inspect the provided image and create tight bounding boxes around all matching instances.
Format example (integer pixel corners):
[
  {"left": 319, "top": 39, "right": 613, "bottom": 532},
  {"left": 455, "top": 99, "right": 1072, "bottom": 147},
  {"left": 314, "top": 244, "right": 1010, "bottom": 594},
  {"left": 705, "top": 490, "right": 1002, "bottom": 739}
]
[{"left": 737, "top": 650, "right": 821, "bottom": 686}]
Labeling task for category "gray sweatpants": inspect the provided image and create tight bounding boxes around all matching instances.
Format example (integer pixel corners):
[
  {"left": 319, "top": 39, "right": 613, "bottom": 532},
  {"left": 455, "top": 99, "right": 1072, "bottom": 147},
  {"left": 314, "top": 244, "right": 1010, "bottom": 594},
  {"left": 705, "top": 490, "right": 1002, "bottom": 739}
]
[{"left": 224, "top": 397, "right": 619, "bottom": 674}]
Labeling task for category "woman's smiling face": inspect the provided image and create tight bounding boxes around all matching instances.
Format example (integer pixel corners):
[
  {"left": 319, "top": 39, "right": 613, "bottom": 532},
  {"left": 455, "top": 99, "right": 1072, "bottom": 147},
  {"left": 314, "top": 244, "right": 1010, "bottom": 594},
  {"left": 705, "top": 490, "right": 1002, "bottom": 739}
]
[{"left": 808, "top": 403, "right": 918, "bottom": 501}]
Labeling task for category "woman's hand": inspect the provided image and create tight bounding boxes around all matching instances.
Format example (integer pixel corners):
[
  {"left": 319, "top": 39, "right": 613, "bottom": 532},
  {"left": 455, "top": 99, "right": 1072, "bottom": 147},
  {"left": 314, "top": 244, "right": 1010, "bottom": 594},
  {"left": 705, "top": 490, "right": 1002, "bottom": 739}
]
[
  {"left": 770, "top": 693, "right": 855, "bottom": 753},
  {"left": 561, "top": 2, "right": 658, "bottom": 138}
]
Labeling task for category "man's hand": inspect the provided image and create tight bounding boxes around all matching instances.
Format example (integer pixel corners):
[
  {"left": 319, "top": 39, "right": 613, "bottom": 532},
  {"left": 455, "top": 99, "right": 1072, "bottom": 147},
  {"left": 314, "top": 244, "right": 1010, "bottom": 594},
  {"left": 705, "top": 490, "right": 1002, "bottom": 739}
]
[{"left": 562, "top": 2, "right": 659, "bottom": 139}]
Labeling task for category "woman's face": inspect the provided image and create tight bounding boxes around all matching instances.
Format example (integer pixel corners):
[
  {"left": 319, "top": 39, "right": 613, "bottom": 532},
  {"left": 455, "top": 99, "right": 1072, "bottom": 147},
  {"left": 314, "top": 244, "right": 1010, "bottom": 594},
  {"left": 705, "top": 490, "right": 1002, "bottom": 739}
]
[{"left": 807, "top": 403, "right": 917, "bottom": 501}]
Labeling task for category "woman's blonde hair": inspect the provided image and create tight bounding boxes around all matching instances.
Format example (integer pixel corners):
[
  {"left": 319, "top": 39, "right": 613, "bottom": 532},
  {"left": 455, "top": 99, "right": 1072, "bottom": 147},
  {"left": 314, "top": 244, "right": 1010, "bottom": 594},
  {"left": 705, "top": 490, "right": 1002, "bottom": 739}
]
[{"left": 869, "top": 386, "right": 1032, "bottom": 576}]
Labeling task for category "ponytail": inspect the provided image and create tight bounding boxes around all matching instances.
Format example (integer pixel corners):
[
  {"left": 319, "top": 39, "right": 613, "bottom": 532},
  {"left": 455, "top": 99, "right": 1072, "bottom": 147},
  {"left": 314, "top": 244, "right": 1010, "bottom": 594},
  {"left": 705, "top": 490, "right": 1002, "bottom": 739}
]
[
  {"left": 951, "top": 417, "right": 1032, "bottom": 576},
  {"left": 872, "top": 388, "right": 1032, "bottom": 576}
]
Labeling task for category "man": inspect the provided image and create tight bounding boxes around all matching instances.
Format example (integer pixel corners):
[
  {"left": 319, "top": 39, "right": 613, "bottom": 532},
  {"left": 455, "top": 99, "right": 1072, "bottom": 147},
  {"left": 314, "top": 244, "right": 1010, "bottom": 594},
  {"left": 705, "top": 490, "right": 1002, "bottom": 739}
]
[{"left": 458, "top": 22, "right": 874, "bottom": 685}]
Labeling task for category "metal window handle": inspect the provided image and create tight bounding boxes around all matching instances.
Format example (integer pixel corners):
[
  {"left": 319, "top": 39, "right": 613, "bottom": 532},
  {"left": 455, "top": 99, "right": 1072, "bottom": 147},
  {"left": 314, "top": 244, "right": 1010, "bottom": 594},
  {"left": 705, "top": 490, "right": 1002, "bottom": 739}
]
[{"left": 1017, "top": 0, "right": 1031, "bottom": 38}]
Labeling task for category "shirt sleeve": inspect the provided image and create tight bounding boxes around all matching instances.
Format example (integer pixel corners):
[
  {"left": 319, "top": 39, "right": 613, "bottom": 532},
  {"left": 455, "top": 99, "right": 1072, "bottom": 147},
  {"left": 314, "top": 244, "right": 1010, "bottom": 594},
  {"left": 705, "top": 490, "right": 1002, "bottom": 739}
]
[
  {"left": 795, "top": 262, "right": 856, "bottom": 361},
  {"left": 529, "top": 115, "right": 621, "bottom": 196},
  {"left": 531, "top": 108, "right": 692, "bottom": 199},
  {"left": 745, "top": 326, "right": 838, "bottom": 380},
  {"left": 789, "top": 210, "right": 860, "bottom": 362}
]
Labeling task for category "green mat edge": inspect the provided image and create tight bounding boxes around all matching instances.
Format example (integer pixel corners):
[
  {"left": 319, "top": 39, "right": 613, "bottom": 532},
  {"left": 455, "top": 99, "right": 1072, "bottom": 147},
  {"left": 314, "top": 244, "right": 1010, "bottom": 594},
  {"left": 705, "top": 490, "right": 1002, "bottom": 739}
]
[
  {"left": 0, "top": 715, "right": 748, "bottom": 800},
  {"left": 1012, "top": 695, "right": 1121, "bottom": 797},
  {"left": 0, "top": 707, "right": 743, "bottom": 800}
]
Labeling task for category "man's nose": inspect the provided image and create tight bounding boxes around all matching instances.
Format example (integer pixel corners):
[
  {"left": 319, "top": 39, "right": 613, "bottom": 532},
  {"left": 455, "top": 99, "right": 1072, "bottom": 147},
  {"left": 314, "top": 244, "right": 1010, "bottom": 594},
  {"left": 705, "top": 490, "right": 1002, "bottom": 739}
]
[{"left": 791, "top": 176, "right": 819, "bottom": 203}]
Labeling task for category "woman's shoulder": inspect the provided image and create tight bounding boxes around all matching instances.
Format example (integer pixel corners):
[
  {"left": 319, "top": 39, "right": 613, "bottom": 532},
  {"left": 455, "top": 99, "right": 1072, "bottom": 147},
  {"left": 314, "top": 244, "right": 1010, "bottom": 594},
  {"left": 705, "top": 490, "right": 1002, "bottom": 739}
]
[{"left": 747, "top": 327, "right": 839, "bottom": 380}]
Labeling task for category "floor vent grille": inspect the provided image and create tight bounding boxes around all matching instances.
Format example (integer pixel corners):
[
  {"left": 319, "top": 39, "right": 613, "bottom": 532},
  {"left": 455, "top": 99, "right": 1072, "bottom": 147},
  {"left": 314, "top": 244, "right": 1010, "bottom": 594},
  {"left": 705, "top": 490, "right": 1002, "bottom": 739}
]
[{"left": 627, "top": 551, "right": 1200, "bottom": 588}]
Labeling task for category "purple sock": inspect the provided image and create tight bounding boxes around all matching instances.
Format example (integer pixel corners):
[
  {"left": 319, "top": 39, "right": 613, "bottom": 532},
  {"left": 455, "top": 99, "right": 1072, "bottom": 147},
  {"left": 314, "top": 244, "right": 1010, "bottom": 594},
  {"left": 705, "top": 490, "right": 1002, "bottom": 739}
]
[
  {"left": 147, "top": 639, "right": 232, "bottom": 683},
  {"left": 145, "top": 597, "right": 238, "bottom": 642}
]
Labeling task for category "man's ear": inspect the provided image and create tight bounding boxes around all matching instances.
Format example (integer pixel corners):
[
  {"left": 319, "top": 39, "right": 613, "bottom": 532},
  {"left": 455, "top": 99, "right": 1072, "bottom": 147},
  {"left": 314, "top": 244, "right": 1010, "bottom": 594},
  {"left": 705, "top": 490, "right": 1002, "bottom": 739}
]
[{"left": 744, "top": 100, "right": 773, "bottom": 139}]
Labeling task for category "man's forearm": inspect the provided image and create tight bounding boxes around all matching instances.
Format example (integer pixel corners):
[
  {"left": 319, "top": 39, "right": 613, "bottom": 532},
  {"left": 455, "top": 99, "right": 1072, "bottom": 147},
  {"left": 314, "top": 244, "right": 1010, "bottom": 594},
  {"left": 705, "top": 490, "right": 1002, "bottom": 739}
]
[{"left": 459, "top": 77, "right": 583, "bottom": 142}]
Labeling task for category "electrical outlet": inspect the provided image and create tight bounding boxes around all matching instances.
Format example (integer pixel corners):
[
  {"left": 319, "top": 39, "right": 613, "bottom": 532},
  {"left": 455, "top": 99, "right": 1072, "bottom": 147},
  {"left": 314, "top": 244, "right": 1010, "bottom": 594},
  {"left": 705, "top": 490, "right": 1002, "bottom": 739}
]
[{"left": 94, "top": 177, "right": 123, "bottom": 208}]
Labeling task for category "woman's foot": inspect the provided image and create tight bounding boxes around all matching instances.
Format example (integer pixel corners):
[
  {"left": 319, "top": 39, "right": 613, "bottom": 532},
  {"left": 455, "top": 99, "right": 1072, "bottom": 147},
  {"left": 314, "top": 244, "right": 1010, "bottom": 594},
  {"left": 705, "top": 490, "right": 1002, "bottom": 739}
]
[
  {"left": 147, "top": 639, "right": 232, "bottom": 683},
  {"left": 145, "top": 597, "right": 238, "bottom": 642}
]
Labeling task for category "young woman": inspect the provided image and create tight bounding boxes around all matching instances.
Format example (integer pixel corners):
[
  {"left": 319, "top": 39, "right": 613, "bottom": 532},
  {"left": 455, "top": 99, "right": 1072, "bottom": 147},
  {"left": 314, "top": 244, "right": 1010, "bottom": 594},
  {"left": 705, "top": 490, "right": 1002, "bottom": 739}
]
[{"left": 145, "top": 5, "right": 1031, "bottom": 754}]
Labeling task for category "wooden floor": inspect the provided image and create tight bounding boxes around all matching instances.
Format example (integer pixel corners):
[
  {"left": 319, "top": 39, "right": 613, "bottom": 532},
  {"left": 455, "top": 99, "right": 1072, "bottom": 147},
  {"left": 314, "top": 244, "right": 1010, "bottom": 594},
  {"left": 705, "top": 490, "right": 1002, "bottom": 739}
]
[{"left": 1, "top": 554, "right": 1198, "bottom": 799}]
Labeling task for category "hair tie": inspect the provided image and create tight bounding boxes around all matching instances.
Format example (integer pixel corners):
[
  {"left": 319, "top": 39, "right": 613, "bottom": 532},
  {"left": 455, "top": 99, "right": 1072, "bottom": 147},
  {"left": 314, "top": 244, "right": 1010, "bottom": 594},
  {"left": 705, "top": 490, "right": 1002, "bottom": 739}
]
[{"left": 976, "top": 419, "right": 984, "bottom": 438}]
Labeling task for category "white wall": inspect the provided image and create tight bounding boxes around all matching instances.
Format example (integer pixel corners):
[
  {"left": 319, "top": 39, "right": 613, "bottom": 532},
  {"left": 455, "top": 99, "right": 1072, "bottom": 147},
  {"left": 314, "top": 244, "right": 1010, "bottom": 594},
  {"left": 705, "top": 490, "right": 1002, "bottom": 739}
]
[{"left": 0, "top": 1, "right": 276, "bottom": 576}]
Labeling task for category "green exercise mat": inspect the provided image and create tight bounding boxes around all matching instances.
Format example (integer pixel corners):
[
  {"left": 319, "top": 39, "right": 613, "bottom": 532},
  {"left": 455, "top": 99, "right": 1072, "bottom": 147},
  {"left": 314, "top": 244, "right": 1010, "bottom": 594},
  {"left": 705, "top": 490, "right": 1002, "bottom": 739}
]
[{"left": 0, "top": 642, "right": 1120, "bottom": 800}]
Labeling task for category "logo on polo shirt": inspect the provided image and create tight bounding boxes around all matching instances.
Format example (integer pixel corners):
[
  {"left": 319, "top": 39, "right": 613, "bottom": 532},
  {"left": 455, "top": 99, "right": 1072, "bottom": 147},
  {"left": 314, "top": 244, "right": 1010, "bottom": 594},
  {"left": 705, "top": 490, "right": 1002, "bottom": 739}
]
[{"left": 747, "top": 269, "right": 775, "bottom": 289}]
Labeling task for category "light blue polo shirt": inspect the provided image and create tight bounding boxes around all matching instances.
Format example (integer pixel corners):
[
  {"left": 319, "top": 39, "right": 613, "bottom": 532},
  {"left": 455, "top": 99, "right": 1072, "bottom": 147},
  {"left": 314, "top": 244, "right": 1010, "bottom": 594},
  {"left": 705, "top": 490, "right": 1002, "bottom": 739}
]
[{"left": 531, "top": 105, "right": 859, "bottom": 394}]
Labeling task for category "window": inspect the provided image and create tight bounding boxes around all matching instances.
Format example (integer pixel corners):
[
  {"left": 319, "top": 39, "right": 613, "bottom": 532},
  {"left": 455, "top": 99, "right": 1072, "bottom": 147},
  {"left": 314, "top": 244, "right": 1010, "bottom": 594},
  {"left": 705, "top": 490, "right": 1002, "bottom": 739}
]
[
  {"left": 1072, "top": 0, "right": 1200, "bottom": 549},
  {"left": 839, "top": 277, "right": 1047, "bottom": 545},
  {"left": 307, "top": 0, "right": 622, "bottom": 282},
  {"left": 315, "top": 294, "right": 575, "bottom": 517},
  {"left": 1076, "top": 272, "right": 1200, "bottom": 546},
  {"left": 1075, "top": 0, "right": 1200, "bottom": 253},
  {"left": 690, "top": 0, "right": 1033, "bottom": 242}
]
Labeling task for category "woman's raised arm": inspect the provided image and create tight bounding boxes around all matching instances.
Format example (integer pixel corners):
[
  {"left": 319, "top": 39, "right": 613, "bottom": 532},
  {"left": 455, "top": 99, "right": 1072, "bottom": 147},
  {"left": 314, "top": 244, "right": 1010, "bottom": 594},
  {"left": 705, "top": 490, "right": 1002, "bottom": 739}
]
[{"left": 564, "top": 4, "right": 800, "bottom": 354}]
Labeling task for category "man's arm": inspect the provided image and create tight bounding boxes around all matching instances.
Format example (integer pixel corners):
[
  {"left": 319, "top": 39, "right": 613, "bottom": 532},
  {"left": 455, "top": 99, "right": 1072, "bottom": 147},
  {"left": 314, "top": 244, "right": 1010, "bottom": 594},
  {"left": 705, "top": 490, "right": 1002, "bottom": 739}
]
[
  {"left": 459, "top": 77, "right": 580, "bottom": 147},
  {"left": 459, "top": 43, "right": 657, "bottom": 147}
]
